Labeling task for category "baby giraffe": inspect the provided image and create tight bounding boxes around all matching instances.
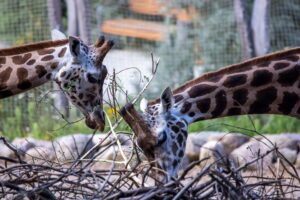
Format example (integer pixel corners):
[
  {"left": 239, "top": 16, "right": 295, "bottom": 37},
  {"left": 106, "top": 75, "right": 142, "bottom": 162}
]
[
  {"left": 0, "top": 30, "right": 114, "bottom": 131},
  {"left": 121, "top": 47, "right": 300, "bottom": 181}
]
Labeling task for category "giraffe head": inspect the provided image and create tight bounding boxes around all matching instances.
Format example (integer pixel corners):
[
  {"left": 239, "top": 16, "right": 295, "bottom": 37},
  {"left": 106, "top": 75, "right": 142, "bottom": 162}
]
[
  {"left": 54, "top": 34, "right": 114, "bottom": 132},
  {"left": 120, "top": 87, "right": 188, "bottom": 181}
]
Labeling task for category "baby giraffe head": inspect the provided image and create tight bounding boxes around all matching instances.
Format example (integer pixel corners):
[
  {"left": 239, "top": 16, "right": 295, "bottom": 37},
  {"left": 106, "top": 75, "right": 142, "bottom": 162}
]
[
  {"left": 121, "top": 87, "right": 188, "bottom": 182},
  {"left": 53, "top": 31, "right": 114, "bottom": 132}
]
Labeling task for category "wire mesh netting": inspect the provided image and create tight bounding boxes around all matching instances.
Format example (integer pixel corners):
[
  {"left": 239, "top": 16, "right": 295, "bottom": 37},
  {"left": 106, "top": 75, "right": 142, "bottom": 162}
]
[
  {"left": 1, "top": 0, "right": 300, "bottom": 137},
  {"left": 0, "top": 0, "right": 54, "bottom": 138}
]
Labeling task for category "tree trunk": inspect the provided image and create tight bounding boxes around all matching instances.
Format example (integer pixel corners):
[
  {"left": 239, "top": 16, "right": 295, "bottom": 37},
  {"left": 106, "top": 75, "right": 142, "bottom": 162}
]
[
  {"left": 65, "top": 0, "right": 78, "bottom": 35},
  {"left": 234, "top": 0, "right": 255, "bottom": 60},
  {"left": 251, "top": 0, "right": 270, "bottom": 56},
  {"left": 76, "top": 0, "right": 92, "bottom": 44},
  {"left": 48, "top": 0, "right": 70, "bottom": 118}
]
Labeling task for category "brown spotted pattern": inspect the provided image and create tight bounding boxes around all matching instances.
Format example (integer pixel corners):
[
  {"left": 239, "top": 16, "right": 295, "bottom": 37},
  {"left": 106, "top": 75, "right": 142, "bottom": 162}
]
[{"left": 140, "top": 50, "right": 300, "bottom": 181}]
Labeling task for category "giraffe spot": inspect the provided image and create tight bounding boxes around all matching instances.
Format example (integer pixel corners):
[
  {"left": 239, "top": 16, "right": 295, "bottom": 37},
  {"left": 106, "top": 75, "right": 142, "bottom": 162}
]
[
  {"left": 177, "top": 134, "right": 184, "bottom": 144},
  {"left": 172, "top": 160, "right": 178, "bottom": 168},
  {"left": 17, "top": 68, "right": 28, "bottom": 82},
  {"left": 229, "top": 65, "right": 253, "bottom": 74},
  {"left": 35, "top": 65, "right": 47, "bottom": 78},
  {"left": 51, "top": 62, "right": 59, "bottom": 69},
  {"left": 227, "top": 107, "right": 242, "bottom": 116},
  {"left": 208, "top": 74, "right": 223, "bottom": 83},
  {"left": 233, "top": 88, "right": 248, "bottom": 106},
  {"left": 58, "top": 47, "right": 67, "bottom": 57},
  {"left": 180, "top": 101, "right": 192, "bottom": 114},
  {"left": 26, "top": 59, "right": 36, "bottom": 65},
  {"left": 250, "top": 70, "right": 273, "bottom": 87},
  {"left": 174, "top": 94, "right": 184, "bottom": 103},
  {"left": 83, "top": 101, "right": 89, "bottom": 106},
  {"left": 12, "top": 53, "right": 31, "bottom": 65},
  {"left": 37, "top": 48, "right": 55, "bottom": 55},
  {"left": 176, "top": 121, "right": 185, "bottom": 128},
  {"left": 278, "top": 92, "right": 299, "bottom": 114},
  {"left": 182, "top": 129, "right": 187, "bottom": 137},
  {"left": 41, "top": 55, "right": 54, "bottom": 61},
  {"left": 257, "top": 61, "right": 271, "bottom": 67},
  {"left": 172, "top": 142, "right": 178, "bottom": 155},
  {"left": 211, "top": 90, "right": 227, "bottom": 117},
  {"left": 66, "top": 73, "right": 72, "bottom": 80},
  {"left": 273, "top": 62, "right": 290, "bottom": 70},
  {"left": 284, "top": 55, "right": 299, "bottom": 62},
  {"left": 188, "top": 84, "right": 217, "bottom": 98},
  {"left": 0, "top": 67, "right": 12, "bottom": 84},
  {"left": 0, "top": 90, "right": 13, "bottom": 98},
  {"left": 60, "top": 71, "right": 66, "bottom": 78},
  {"left": 0, "top": 57, "right": 6, "bottom": 64},
  {"left": 188, "top": 112, "right": 195, "bottom": 117},
  {"left": 278, "top": 65, "right": 300, "bottom": 86},
  {"left": 223, "top": 74, "right": 247, "bottom": 88},
  {"left": 178, "top": 150, "right": 184, "bottom": 157},
  {"left": 196, "top": 98, "right": 211, "bottom": 113},
  {"left": 195, "top": 116, "right": 205, "bottom": 121},
  {"left": 171, "top": 126, "right": 179, "bottom": 133},
  {"left": 46, "top": 73, "right": 52, "bottom": 80},
  {"left": 17, "top": 80, "right": 32, "bottom": 90},
  {"left": 0, "top": 83, "right": 7, "bottom": 90},
  {"left": 249, "top": 87, "right": 277, "bottom": 114},
  {"left": 87, "top": 73, "right": 97, "bottom": 83}
]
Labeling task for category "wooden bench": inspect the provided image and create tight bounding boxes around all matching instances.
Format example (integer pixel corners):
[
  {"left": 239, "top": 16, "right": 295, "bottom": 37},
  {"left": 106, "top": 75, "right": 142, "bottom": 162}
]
[
  {"left": 101, "top": 0, "right": 194, "bottom": 41},
  {"left": 101, "top": 19, "right": 174, "bottom": 41},
  {"left": 128, "top": 0, "right": 165, "bottom": 16}
]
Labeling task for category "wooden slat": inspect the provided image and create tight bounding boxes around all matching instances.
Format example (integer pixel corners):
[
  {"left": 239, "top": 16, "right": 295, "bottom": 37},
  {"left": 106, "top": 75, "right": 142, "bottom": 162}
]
[
  {"left": 101, "top": 19, "right": 174, "bottom": 41},
  {"left": 129, "top": 0, "right": 164, "bottom": 16}
]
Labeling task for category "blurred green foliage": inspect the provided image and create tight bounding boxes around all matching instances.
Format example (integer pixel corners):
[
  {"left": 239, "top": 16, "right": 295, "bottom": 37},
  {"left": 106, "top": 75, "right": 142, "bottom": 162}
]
[{"left": 0, "top": 0, "right": 49, "bottom": 44}]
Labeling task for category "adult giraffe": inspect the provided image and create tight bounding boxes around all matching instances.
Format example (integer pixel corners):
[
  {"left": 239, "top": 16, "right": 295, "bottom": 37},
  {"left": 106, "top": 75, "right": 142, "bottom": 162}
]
[
  {"left": 0, "top": 30, "right": 114, "bottom": 131},
  {"left": 121, "top": 47, "right": 300, "bottom": 181}
]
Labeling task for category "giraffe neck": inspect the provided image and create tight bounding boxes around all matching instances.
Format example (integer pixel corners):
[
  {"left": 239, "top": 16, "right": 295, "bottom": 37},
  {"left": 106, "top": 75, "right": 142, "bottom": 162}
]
[
  {"left": 170, "top": 47, "right": 300, "bottom": 124},
  {"left": 0, "top": 39, "right": 69, "bottom": 98}
]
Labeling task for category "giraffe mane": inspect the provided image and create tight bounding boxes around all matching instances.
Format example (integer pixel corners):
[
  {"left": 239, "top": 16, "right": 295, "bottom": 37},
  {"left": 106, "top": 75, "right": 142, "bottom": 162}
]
[
  {"left": 149, "top": 47, "right": 300, "bottom": 105},
  {"left": 0, "top": 39, "right": 69, "bottom": 56}
]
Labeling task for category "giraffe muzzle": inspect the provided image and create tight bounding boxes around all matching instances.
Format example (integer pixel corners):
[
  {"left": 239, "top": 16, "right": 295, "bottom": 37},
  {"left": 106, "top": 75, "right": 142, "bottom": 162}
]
[{"left": 85, "top": 109, "right": 105, "bottom": 132}]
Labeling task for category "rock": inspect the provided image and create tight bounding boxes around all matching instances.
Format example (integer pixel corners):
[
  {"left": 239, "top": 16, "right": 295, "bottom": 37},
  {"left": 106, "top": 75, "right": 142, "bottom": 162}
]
[
  {"left": 11, "top": 137, "right": 52, "bottom": 156},
  {"left": 279, "top": 148, "right": 297, "bottom": 164},
  {"left": 92, "top": 133, "right": 132, "bottom": 147},
  {"left": 260, "top": 134, "right": 298, "bottom": 151},
  {"left": 294, "top": 149, "right": 300, "bottom": 169},
  {"left": 231, "top": 140, "right": 269, "bottom": 171},
  {"left": 185, "top": 133, "right": 208, "bottom": 161},
  {"left": 199, "top": 140, "right": 226, "bottom": 167},
  {"left": 208, "top": 133, "right": 250, "bottom": 155},
  {"left": 0, "top": 138, "right": 14, "bottom": 158},
  {"left": 25, "top": 146, "right": 55, "bottom": 163},
  {"left": 53, "top": 134, "right": 95, "bottom": 162},
  {"left": 231, "top": 135, "right": 299, "bottom": 171},
  {"left": 92, "top": 145, "right": 146, "bottom": 170}
]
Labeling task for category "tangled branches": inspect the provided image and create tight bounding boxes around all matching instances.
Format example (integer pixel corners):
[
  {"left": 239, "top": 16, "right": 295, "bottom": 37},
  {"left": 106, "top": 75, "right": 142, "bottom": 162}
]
[{"left": 1, "top": 135, "right": 300, "bottom": 199}]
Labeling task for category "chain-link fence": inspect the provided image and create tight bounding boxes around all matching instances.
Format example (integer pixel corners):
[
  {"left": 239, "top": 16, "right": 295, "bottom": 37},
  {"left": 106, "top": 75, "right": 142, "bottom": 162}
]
[{"left": 1, "top": 0, "right": 300, "bottom": 138}]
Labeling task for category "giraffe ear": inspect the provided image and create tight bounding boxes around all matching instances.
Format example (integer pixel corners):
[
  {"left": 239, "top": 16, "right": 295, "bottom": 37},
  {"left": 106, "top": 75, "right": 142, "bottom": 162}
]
[
  {"left": 51, "top": 29, "right": 66, "bottom": 40},
  {"left": 160, "top": 87, "right": 174, "bottom": 112},
  {"left": 140, "top": 98, "right": 148, "bottom": 112},
  {"left": 68, "top": 36, "right": 81, "bottom": 58}
]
